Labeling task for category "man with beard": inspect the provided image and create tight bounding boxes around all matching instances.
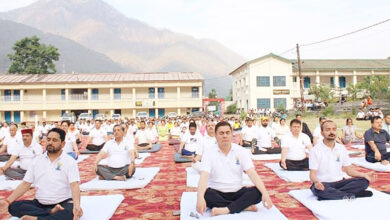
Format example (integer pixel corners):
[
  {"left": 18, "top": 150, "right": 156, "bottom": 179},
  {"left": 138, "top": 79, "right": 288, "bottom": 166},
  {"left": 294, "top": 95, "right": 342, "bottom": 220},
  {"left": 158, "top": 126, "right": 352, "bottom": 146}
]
[
  {"left": 1, "top": 128, "right": 83, "bottom": 220},
  {"left": 251, "top": 117, "right": 280, "bottom": 154},
  {"left": 179, "top": 123, "right": 202, "bottom": 158},
  {"left": 135, "top": 121, "right": 152, "bottom": 151},
  {"left": 85, "top": 120, "right": 107, "bottom": 151},
  {"left": 94, "top": 125, "right": 136, "bottom": 181},
  {"left": 310, "top": 120, "right": 373, "bottom": 200},
  {"left": 0, "top": 129, "right": 43, "bottom": 180}
]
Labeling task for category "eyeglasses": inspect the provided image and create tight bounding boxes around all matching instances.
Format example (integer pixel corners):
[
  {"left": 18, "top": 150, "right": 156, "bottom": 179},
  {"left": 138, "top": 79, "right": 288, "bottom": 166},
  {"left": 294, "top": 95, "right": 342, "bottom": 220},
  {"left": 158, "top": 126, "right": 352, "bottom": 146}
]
[{"left": 189, "top": 212, "right": 199, "bottom": 219}]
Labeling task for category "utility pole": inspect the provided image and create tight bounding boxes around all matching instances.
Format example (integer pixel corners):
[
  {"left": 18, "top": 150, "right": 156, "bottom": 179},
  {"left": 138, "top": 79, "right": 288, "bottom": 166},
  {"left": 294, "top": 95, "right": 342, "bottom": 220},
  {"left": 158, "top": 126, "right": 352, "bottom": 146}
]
[{"left": 296, "top": 43, "right": 305, "bottom": 111}]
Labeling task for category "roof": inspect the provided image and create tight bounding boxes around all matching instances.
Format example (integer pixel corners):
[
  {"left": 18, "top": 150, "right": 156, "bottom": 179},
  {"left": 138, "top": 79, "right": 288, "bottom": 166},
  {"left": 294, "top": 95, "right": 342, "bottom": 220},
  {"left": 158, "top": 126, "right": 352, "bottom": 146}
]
[
  {"left": 229, "top": 53, "right": 291, "bottom": 75},
  {"left": 291, "top": 59, "right": 390, "bottom": 71},
  {"left": 0, "top": 72, "right": 204, "bottom": 84}
]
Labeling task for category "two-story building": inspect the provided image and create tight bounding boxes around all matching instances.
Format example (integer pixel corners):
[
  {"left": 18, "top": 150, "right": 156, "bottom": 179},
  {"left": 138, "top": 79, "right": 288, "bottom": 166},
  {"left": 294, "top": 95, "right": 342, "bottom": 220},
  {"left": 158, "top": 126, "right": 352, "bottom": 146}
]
[
  {"left": 230, "top": 53, "right": 390, "bottom": 111},
  {"left": 0, "top": 72, "right": 203, "bottom": 122}
]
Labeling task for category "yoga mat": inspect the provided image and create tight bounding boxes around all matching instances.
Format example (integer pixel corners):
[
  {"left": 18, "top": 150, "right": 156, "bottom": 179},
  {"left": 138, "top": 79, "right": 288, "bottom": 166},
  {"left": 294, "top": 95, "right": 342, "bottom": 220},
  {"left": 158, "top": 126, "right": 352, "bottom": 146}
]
[
  {"left": 180, "top": 192, "right": 288, "bottom": 220},
  {"left": 80, "top": 149, "right": 99, "bottom": 154},
  {"left": 0, "top": 175, "right": 23, "bottom": 190},
  {"left": 350, "top": 157, "right": 390, "bottom": 172},
  {"left": 264, "top": 163, "right": 310, "bottom": 182},
  {"left": 175, "top": 152, "right": 193, "bottom": 163},
  {"left": 99, "top": 153, "right": 150, "bottom": 165},
  {"left": 138, "top": 143, "right": 161, "bottom": 153}
]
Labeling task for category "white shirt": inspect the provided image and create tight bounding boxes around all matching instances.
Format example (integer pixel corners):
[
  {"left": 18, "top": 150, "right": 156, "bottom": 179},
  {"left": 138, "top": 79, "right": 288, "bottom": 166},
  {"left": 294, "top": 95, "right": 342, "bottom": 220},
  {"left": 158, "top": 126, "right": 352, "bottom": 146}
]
[
  {"left": 63, "top": 133, "right": 76, "bottom": 154},
  {"left": 146, "top": 128, "right": 158, "bottom": 141},
  {"left": 129, "top": 124, "right": 138, "bottom": 134},
  {"left": 102, "top": 139, "right": 134, "bottom": 168},
  {"left": 89, "top": 128, "right": 106, "bottom": 145},
  {"left": 135, "top": 129, "right": 149, "bottom": 144},
  {"left": 170, "top": 126, "right": 181, "bottom": 136},
  {"left": 241, "top": 126, "right": 258, "bottom": 142},
  {"left": 256, "top": 126, "right": 274, "bottom": 148},
  {"left": 281, "top": 132, "right": 311, "bottom": 160},
  {"left": 181, "top": 132, "right": 203, "bottom": 152},
  {"left": 357, "top": 112, "right": 365, "bottom": 119},
  {"left": 23, "top": 153, "right": 80, "bottom": 205},
  {"left": 313, "top": 126, "right": 323, "bottom": 142},
  {"left": 309, "top": 141, "right": 351, "bottom": 182},
  {"left": 196, "top": 134, "right": 216, "bottom": 156},
  {"left": 67, "top": 129, "right": 79, "bottom": 142},
  {"left": 3, "top": 135, "right": 23, "bottom": 155},
  {"left": 12, "top": 141, "right": 43, "bottom": 170},
  {"left": 201, "top": 143, "right": 254, "bottom": 192},
  {"left": 0, "top": 127, "right": 10, "bottom": 139},
  {"left": 275, "top": 124, "right": 290, "bottom": 139}
]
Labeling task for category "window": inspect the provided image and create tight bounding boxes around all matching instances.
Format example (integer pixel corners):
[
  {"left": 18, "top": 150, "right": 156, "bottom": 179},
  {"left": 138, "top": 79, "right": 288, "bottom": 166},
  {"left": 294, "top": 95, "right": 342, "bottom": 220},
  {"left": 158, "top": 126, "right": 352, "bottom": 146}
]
[
  {"left": 92, "top": 110, "right": 99, "bottom": 118},
  {"left": 192, "top": 87, "right": 199, "bottom": 98},
  {"left": 92, "top": 88, "right": 99, "bottom": 100},
  {"left": 273, "top": 76, "right": 286, "bottom": 87},
  {"left": 61, "top": 89, "right": 65, "bottom": 100},
  {"left": 4, "top": 90, "right": 11, "bottom": 102},
  {"left": 274, "top": 98, "right": 287, "bottom": 109},
  {"left": 256, "top": 76, "right": 270, "bottom": 87},
  {"left": 114, "top": 88, "right": 121, "bottom": 100},
  {"left": 330, "top": 77, "right": 334, "bottom": 88},
  {"left": 293, "top": 76, "right": 297, "bottom": 82},
  {"left": 158, "top": 88, "right": 164, "bottom": 99},
  {"left": 149, "top": 88, "right": 155, "bottom": 99},
  {"left": 339, "top": 76, "right": 346, "bottom": 88},
  {"left": 14, "top": 111, "right": 20, "bottom": 123},
  {"left": 13, "top": 90, "right": 20, "bottom": 101},
  {"left": 304, "top": 77, "right": 311, "bottom": 89},
  {"left": 257, "top": 98, "right": 270, "bottom": 109}
]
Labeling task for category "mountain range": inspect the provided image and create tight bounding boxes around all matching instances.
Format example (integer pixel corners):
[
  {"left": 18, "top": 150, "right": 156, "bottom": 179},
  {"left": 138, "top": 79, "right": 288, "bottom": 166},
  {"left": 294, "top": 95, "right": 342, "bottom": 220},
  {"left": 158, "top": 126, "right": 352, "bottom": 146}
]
[{"left": 0, "top": 0, "right": 245, "bottom": 96}]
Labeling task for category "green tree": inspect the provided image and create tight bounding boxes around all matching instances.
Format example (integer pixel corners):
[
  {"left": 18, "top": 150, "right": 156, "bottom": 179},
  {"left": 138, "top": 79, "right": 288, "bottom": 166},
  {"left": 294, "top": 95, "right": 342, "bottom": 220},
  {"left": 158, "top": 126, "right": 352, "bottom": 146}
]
[
  {"left": 356, "top": 75, "right": 390, "bottom": 99},
  {"left": 308, "top": 84, "right": 332, "bottom": 102},
  {"left": 208, "top": 89, "right": 217, "bottom": 98},
  {"left": 225, "top": 88, "right": 233, "bottom": 101},
  {"left": 8, "top": 36, "right": 60, "bottom": 74},
  {"left": 226, "top": 103, "right": 237, "bottom": 114},
  {"left": 346, "top": 83, "right": 359, "bottom": 100}
]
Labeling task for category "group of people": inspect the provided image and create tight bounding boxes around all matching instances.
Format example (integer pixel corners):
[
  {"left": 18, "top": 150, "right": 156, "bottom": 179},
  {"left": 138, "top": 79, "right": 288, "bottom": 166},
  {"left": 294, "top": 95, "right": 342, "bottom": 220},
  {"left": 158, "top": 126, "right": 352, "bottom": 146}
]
[
  {"left": 0, "top": 111, "right": 390, "bottom": 219},
  {"left": 356, "top": 107, "right": 384, "bottom": 121}
]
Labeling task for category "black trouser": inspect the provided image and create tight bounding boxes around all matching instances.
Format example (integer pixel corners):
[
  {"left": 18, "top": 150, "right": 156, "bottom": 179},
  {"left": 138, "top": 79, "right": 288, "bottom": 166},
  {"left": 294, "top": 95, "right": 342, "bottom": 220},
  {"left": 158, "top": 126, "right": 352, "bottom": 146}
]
[
  {"left": 253, "top": 147, "right": 281, "bottom": 154},
  {"left": 366, "top": 151, "right": 390, "bottom": 163},
  {"left": 0, "top": 154, "right": 11, "bottom": 162},
  {"left": 242, "top": 140, "right": 252, "bottom": 148},
  {"left": 86, "top": 143, "right": 105, "bottom": 151},
  {"left": 204, "top": 187, "right": 262, "bottom": 214},
  {"left": 9, "top": 198, "right": 73, "bottom": 220},
  {"left": 279, "top": 158, "right": 309, "bottom": 171},
  {"left": 311, "top": 177, "right": 369, "bottom": 200},
  {"left": 96, "top": 165, "right": 135, "bottom": 180}
]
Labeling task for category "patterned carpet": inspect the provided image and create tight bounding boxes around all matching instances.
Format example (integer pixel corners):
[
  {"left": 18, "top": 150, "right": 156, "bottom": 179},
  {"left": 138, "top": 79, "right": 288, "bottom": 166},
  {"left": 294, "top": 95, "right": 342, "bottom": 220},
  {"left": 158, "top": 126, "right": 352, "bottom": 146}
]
[{"left": 1, "top": 141, "right": 390, "bottom": 220}]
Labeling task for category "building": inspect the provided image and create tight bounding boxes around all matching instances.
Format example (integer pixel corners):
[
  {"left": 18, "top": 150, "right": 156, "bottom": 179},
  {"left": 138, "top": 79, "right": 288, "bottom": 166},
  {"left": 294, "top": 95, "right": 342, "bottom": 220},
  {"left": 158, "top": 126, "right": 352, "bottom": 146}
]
[
  {"left": 0, "top": 72, "right": 203, "bottom": 122},
  {"left": 230, "top": 53, "right": 390, "bottom": 111}
]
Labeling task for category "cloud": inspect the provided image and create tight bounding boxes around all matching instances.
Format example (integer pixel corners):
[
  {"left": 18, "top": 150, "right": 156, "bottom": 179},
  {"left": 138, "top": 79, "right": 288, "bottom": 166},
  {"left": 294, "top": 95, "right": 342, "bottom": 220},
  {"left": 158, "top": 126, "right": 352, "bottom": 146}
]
[{"left": 0, "top": 0, "right": 37, "bottom": 12}]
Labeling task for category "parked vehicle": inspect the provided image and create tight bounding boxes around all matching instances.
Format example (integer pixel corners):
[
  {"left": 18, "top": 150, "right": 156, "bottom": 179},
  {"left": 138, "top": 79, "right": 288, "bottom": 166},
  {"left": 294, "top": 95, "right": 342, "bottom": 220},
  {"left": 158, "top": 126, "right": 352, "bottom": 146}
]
[
  {"left": 136, "top": 112, "right": 149, "bottom": 119},
  {"left": 94, "top": 113, "right": 107, "bottom": 121},
  {"left": 111, "top": 114, "right": 121, "bottom": 120},
  {"left": 61, "top": 112, "right": 76, "bottom": 123},
  {"left": 167, "top": 112, "right": 178, "bottom": 119},
  {"left": 78, "top": 113, "right": 92, "bottom": 121}
]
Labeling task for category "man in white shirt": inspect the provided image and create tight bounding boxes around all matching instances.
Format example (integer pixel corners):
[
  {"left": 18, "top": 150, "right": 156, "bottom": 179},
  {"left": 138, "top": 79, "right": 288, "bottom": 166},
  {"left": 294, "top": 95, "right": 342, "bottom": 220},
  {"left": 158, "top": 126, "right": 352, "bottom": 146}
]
[
  {"left": 135, "top": 121, "right": 152, "bottom": 150},
  {"left": 313, "top": 116, "right": 327, "bottom": 146},
  {"left": 94, "top": 125, "right": 136, "bottom": 181},
  {"left": 85, "top": 120, "right": 107, "bottom": 151},
  {"left": 0, "top": 121, "right": 10, "bottom": 141},
  {"left": 196, "top": 121, "right": 273, "bottom": 216},
  {"left": 280, "top": 119, "right": 312, "bottom": 171},
  {"left": 146, "top": 121, "right": 159, "bottom": 144},
  {"left": 310, "top": 120, "right": 373, "bottom": 200},
  {"left": 1, "top": 128, "right": 82, "bottom": 219},
  {"left": 240, "top": 118, "right": 257, "bottom": 148},
  {"left": 61, "top": 121, "right": 80, "bottom": 160},
  {"left": 0, "top": 129, "right": 43, "bottom": 180},
  {"left": 356, "top": 110, "right": 365, "bottom": 121},
  {"left": 0, "top": 124, "right": 22, "bottom": 161},
  {"left": 179, "top": 123, "right": 202, "bottom": 157},
  {"left": 252, "top": 117, "right": 280, "bottom": 154},
  {"left": 192, "top": 121, "right": 216, "bottom": 172}
]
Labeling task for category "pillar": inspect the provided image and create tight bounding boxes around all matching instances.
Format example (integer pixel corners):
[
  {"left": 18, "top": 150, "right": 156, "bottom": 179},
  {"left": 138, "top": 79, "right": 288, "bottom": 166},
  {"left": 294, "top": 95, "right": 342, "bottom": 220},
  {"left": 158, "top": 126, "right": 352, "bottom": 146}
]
[
  {"left": 65, "top": 88, "right": 69, "bottom": 101},
  {"left": 132, "top": 88, "right": 136, "bottom": 102},
  {"left": 353, "top": 71, "right": 357, "bottom": 86},
  {"left": 43, "top": 111, "right": 47, "bottom": 120},
  {"left": 132, "top": 109, "right": 136, "bottom": 118},
  {"left": 334, "top": 71, "right": 339, "bottom": 88},
  {"left": 177, "top": 86, "right": 181, "bottom": 109},
  {"left": 315, "top": 71, "right": 320, "bottom": 86},
  {"left": 42, "top": 89, "right": 47, "bottom": 103},
  {"left": 155, "top": 87, "right": 158, "bottom": 99},
  {"left": 110, "top": 109, "right": 114, "bottom": 116},
  {"left": 88, "top": 109, "right": 92, "bottom": 114},
  {"left": 177, "top": 108, "right": 181, "bottom": 115},
  {"left": 20, "top": 89, "right": 24, "bottom": 104},
  {"left": 88, "top": 88, "right": 91, "bottom": 101},
  {"left": 110, "top": 88, "right": 114, "bottom": 101},
  {"left": 20, "top": 111, "right": 24, "bottom": 122}
]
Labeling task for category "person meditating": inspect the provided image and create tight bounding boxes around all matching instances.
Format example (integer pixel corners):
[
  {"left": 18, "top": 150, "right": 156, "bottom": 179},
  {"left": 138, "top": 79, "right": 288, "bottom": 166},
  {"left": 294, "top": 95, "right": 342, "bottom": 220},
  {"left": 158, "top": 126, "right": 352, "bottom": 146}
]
[
  {"left": 94, "top": 125, "right": 136, "bottom": 181},
  {"left": 178, "top": 123, "right": 202, "bottom": 158},
  {"left": 0, "top": 123, "right": 22, "bottom": 162},
  {"left": 280, "top": 119, "right": 312, "bottom": 170},
  {"left": 135, "top": 121, "right": 153, "bottom": 151},
  {"left": 192, "top": 121, "right": 216, "bottom": 172},
  {"left": 364, "top": 116, "right": 390, "bottom": 165},
  {"left": 0, "top": 129, "right": 43, "bottom": 180},
  {"left": 85, "top": 120, "right": 107, "bottom": 151},
  {"left": 1, "top": 128, "right": 82, "bottom": 220},
  {"left": 310, "top": 120, "right": 373, "bottom": 200},
  {"left": 252, "top": 117, "right": 280, "bottom": 154},
  {"left": 240, "top": 118, "right": 257, "bottom": 148},
  {"left": 196, "top": 121, "right": 273, "bottom": 217}
]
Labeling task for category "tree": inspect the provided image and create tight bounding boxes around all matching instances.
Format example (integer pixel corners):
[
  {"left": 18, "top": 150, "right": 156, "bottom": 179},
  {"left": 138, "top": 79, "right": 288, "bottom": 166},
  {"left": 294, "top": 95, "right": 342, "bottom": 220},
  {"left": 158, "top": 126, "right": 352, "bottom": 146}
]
[
  {"left": 208, "top": 89, "right": 217, "bottom": 98},
  {"left": 226, "top": 103, "right": 237, "bottom": 114},
  {"left": 356, "top": 75, "right": 390, "bottom": 99},
  {"left": 308, "top": 84, "right": 332, "bottom": 102},
  {"left": 8, "top": 36, "right": 60, "bottom": 74},
  {"left": 225, "top": 88, "right": 233, "bottom": 101},
  {"left": 346, "top": 83, "right": 359, "bottom": 100}
]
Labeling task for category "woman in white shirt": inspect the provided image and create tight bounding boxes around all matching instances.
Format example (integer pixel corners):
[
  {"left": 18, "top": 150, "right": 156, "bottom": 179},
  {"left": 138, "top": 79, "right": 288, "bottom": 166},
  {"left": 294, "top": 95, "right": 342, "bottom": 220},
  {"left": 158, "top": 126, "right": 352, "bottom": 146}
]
[
  {"left": 275, "top": 118, "right": 290, "bottom": 139},
  {"left": 341, "top": 118, "right": 363, "bottom": 144}
]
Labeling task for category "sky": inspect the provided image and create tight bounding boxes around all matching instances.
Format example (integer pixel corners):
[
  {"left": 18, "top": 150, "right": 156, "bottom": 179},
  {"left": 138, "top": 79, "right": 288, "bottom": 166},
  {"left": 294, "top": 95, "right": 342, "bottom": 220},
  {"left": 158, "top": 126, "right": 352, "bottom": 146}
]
[{"left": 1, "top": 0, "right": 390, "bottom": 60}]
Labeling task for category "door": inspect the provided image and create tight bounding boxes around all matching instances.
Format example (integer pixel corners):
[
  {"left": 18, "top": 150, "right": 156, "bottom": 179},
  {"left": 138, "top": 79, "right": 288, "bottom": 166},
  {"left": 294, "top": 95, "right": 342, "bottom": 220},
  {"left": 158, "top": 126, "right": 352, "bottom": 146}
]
[
  {"left": 14, "top": 111, "right": 20, "bottom": 123},
  {"left": 92, "top": 110, "right": 99, "bottom": 119},
  {"left": 158, "top": 108, "right": 165, "bottom": 118},
  {"left": 5, "top": 111, "right": 11, "bottom": 122},
  {"left": 149, "top": 109, "right": 155, "bottom": 118}
]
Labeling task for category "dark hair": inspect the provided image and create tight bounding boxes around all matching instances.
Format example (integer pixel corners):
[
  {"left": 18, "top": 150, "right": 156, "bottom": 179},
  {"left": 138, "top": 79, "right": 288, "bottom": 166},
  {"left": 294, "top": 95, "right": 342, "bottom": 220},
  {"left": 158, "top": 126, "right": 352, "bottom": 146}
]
[
  {"left": 10, "top": 123, "right": 18, "bottom": 128},
  {"left": 290, "top": 119, "right": 301, "bottom": 126},
  {"left": 113, "top": 124, "right": 125, "bottom": 132},
  {"left": 319, "top": 116, "right": 327, "bottom": 122},
  {"left": 371, "top": 116, "right": 382, "bottom": 124},
  {"left": 140, "top": 120, "right": 145, "bottom": 124},
  {"left": 189, "top": 122, "right": 197, "bottom": 129},
  {"left": 48, "top": 128, "right": 66, "bottom": 142},
  {"left": 346, "top": 118, "right": 353, "bottom": 125},
  {"left": 320, "top": 120, "right": 335, "bottom": 131},
  {"left": 280, "top": 118, "right": 286, "bottom": 122},
  {"left": 296, "top": 113, "right": 302, "bottom": 118},
  {"left": 95, "top": 120, "right": 102, "bottom": 123},
  {"left": 215, "top": 121, "right": 232, "bottom": 133},
  {"left": 61, "top": 121, "right": 70, "bottom": 126},
  {"left": 21, "top": 122, "right": 26, "bottom": 126}
]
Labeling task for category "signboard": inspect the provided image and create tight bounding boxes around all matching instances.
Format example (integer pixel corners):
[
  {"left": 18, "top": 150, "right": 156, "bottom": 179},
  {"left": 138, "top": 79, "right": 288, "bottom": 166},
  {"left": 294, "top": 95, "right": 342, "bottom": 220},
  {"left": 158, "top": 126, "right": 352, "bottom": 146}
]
[
  {"left": 135, "top": 101, "right": 142, "bottom": 106},
  {"left": 207, "top": 106, "right": 216, "bottom": 111},
  {"left": 273, "top": 89, "right": 290, "bottom": 95}
]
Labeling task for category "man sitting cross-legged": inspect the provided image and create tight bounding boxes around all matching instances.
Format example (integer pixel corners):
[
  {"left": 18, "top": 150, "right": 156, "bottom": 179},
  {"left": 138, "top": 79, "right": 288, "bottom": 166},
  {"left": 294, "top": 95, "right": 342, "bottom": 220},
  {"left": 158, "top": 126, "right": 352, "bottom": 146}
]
[
  {"left": 135, "top": 121, "right": 152, "bottom": 151},
  {"left": 192, "top": 121, "right": 216, "bottom": 172},
  {"left": 310, "top": 120, "right": 373, "bottom": 201},
  {"left": 279, "top": 119, "right": 312, "bottom": 171},
  {"left": 252, "top": 117, "right": 280, "bottom": 154},
  {"left": 94, "top": 125, "right": 136, "bottom": 181},
  {"left": 85, "top": 120, "right": 107, "bottom": 151},
  {"left": 0, "top": 128, "right": 83, "bottom": 220},
  {"left": 364, "top": 116, "right": 390, "bottom": 165},
  {"left": 196, "top": 121, "right": 273, "bottom": 217},
  {"left": 179, "top": 122, "right": 202, "bottom": 159},
  {"left": 0, "top": 129, "right": 43, "bottom": 180}
]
